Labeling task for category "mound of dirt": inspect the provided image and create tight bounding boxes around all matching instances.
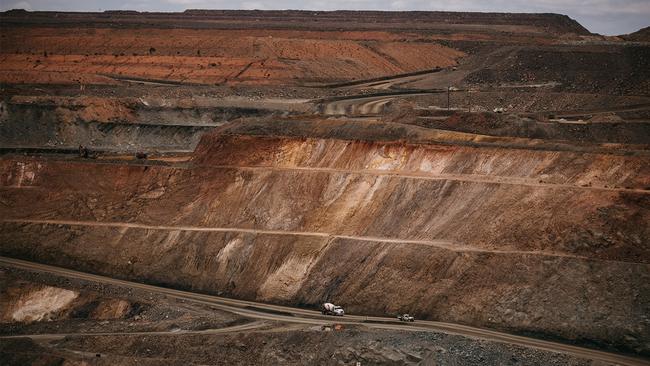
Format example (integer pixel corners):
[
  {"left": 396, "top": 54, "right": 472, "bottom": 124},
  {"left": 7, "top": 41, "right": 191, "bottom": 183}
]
[
  {"left": 621, "top": 26, "right": 650, "bottom": 42},
  {"left": 409, "top": 111, "right": 650, "bottom": 144},
  {"left": 0, "top": 281, "right": 133, "bottom": 324},
  {"left": 0, "top": 26, "right": 463, "bottom": 86},
  {"left": 0, "top": 266, "right": 241, "bottom": 337},
  {"left": 464, "top": 45, "right": 650, "bottom": 96}
]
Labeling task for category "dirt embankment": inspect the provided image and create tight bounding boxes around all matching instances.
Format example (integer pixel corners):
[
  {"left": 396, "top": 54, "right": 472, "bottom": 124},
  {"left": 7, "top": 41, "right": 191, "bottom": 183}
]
[
  {"left": 0, "top": 9, "right": 594, "bottom": 87},
  {"left": 0, "top": 95, "right": 283, "bottom": 151},
  {"left": 0, "top": 277, "right": 135, "bottom": 326},
  {"left": 408, "top": 111, "right": 650, "bottom": 144},
  {"left": 0, "top": 266, "right": 241, "bottom": 337},
  {"left": 621, "top": 26, "right": 650, "bottom": 42},
  {"left": 463, "top": 45, "right": 650, "bottom": 96},
  {"left": 0, "top": 26, "right": 463, "bottom": 86},
  {"left": 4, "top": 327, "right": 603, "bottom": 366},
  {"left": 416, "top": 90, "right": 650, "bottom": 114},
  {"left": 1, "top": 123, "right": 648, "bottom": 355}
]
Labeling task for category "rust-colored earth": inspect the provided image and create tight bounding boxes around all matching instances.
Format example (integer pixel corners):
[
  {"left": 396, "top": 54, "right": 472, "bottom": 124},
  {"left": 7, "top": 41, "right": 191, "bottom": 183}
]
[
  {"left": 1, "top": 9, "right": 649, "bottom": 366},
  {"left": 0, "top": 27, "right": 465, "bottom": 85}
]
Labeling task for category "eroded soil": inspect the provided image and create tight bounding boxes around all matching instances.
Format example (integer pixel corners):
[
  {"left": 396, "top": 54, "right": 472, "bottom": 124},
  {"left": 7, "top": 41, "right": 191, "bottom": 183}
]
[{"left": 1, "top": 9, "right": 649, "bottom": 366}]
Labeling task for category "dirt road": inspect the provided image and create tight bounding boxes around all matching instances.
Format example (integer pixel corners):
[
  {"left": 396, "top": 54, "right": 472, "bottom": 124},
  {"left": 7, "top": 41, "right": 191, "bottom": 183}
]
[
  {"left": 1, "top": 256, "right": 647, "bottom": 366},
  {"left": 207, "top": 164, "right": 650, "bottom": 194},
  {"left": 4, "top": 155, "right": 646, "bottom": 194},
  {"left": 320, "top": 91, "right": 439, "bottom": 115},
  {"left": 1, "top": 321, "right": 268, "bottom": 341},
  {"left": 2, "top": 219, "right": 642, "bottom": 264},
  {"left": 324, "top": 69, "right": 445, "bottom": 90}
]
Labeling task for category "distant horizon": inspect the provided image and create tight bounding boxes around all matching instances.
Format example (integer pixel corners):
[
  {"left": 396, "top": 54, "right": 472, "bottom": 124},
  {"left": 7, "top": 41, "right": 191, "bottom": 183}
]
[{"left": 1, "top": 0, "right": 649, "bottom": 36}]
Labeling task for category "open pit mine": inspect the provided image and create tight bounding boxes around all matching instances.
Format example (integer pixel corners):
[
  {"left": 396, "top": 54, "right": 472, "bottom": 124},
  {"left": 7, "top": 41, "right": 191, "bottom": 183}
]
[{"left": 1, "top": 8, "right": 649, "bottom": 366}]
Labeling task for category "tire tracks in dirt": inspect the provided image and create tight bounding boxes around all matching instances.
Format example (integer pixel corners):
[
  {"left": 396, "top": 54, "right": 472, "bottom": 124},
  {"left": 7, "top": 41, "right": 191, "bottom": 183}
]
[
  {"left": 0, "top": 320, "right": 268, "bottom": 341},
  {"left": 0, "top": 257, "right": 647, "bottom": 366}
]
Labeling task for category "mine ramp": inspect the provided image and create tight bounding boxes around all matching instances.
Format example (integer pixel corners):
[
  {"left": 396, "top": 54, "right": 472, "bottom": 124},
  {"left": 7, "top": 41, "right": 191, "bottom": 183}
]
[
  {"left": 0, "top": 256, "right": 647, "bottom": 366},
  {"left": 320, "top": 68, "right": 444, "bottom": 88}
]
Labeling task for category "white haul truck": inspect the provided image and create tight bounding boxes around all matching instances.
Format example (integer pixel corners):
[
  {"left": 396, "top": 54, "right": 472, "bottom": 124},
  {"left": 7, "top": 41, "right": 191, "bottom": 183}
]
[{"left": 321, "top": 302, "right": 345, "bottom": 316}]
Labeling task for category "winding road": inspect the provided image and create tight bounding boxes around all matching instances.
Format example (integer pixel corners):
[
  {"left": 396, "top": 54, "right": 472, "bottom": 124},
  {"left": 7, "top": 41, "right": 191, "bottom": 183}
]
[
  {"left": 1, "top": 257, "right": 647, "bottom": 366},
  {"left": 320, "top": 91, "right": 441, "bottom": 115}
]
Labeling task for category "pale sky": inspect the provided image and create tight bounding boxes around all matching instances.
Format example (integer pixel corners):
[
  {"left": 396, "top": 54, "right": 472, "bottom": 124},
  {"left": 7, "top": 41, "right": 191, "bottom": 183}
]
[{"left": 1, "top": 0, "right": 648, "bottom": 35}]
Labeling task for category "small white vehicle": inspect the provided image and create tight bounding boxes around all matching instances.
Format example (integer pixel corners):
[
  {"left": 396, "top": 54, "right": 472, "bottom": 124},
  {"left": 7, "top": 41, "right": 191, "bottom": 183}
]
[
  {"left": 397, "top": 313, "right": 415, "bottom": 322},
  {"left": 322, "top": 302, "right": 345, "bottom": 316}
]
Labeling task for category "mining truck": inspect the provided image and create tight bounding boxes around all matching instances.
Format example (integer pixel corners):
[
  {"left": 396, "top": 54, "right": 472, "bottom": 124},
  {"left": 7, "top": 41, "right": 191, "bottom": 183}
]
[{"left": 321, "top": 302, "right": 345, "bottom": 316}]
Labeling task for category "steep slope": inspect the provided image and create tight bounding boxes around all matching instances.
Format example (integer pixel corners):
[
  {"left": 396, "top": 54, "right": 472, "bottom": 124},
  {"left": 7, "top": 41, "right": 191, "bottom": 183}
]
[
  {"left": 621, "top": 26, "right": 650, "bottom": 42},
  {"left": 1, "top": 121, "right": 648, "bottom": 355}
]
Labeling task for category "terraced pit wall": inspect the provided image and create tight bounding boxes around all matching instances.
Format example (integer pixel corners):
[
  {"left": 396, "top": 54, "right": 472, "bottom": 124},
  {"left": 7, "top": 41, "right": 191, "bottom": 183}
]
[{"left": 1, "top": 128, "right": 648, "bottom": 355}]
